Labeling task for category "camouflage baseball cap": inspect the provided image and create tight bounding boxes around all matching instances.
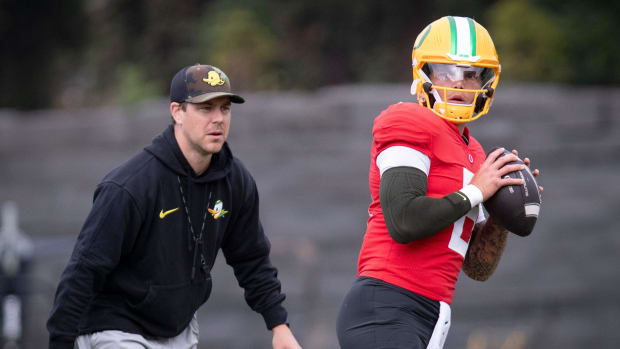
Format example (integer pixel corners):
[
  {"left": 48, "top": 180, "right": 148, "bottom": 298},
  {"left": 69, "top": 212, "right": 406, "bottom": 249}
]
[{"left": 170, "top": 64, "right": 244, "bottom": 104}]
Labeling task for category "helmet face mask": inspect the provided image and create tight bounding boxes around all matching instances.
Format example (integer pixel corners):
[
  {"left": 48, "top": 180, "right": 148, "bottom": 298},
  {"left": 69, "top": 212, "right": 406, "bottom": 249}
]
[{"left": 411, "top": 16, "right": 501, "bottom": 124}]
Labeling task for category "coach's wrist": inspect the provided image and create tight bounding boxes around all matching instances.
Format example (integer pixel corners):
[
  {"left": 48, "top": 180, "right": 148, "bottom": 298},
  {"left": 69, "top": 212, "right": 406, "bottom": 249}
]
[
  {"left": 262, "top": 303, "right": 288, "bottom": 330},
  {"left": 48, "top": 336, "right": 75, "bottom": 349}
]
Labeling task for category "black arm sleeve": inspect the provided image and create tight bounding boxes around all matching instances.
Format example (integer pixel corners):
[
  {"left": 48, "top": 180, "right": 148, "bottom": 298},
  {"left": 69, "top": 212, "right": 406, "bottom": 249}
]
[
  {"left": 221, "top": 172, "right": 287, "bottom": 330},
  {"left": 379, "top": 166, "right": 473, "bottom": 244}
]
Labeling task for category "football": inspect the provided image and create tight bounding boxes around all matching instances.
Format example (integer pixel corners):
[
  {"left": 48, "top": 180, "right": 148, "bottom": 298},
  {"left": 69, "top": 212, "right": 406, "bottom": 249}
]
[{"left": 484, "top": 148, "right": 542, "bottom": 237}]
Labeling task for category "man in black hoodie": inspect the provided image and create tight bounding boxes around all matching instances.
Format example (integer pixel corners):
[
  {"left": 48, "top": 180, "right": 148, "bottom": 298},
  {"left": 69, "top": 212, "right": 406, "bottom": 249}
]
[{"left": 47, "top": 64, "right": 302, "bottom": 349}]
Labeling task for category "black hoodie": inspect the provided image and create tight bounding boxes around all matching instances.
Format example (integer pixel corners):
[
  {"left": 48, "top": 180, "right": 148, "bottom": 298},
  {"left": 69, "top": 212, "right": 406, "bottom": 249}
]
[{"left": 47, "top": 125, "right": 287, "bottom": 349}]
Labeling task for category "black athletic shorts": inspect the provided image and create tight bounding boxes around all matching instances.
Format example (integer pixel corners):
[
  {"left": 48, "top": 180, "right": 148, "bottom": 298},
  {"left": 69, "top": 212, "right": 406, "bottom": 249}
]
[{"left": 337, "top": 277, "right": 448, "bottom": 349}]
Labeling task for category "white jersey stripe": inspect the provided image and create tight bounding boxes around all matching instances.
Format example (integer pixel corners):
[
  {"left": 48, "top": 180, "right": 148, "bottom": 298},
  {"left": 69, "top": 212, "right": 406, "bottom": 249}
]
[{"left": 376, "top": 146, "right": 431, "bottom": 176}]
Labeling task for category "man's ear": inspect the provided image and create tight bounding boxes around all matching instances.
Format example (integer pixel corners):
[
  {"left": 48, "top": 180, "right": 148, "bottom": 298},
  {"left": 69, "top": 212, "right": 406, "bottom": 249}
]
[{"left": 170, "top": 102, "right": 183, "bottom": 124}]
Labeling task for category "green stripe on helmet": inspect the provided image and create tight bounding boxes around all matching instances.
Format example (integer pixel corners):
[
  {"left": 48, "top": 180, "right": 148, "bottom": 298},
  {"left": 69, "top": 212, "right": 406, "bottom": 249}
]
[
  {"left": 448, "top": 16, "right": 457, "bottom": 55},
  {"left": 467, "top": 17, "right": 477, "bottom": 56},
  {"left": 414, "top": 24, "right": 432, "bottom": 49}
]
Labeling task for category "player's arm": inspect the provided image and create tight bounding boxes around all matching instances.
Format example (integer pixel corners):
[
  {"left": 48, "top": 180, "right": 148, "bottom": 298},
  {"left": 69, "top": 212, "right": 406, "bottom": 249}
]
[
  {"left": 379, "top": 146, "right": 524, "bottom": 243},
  {"left": 462, "top": 217, "right": 508, "bottom": 281},
  {"left": 373, "top": 108, "right": 479, "bottom": 242},
  {"left": 380, "top": 165, "right": 480, "bottom": 243},
  {"left": 463, "top": 150, "right": 544, "bottom": 281}
]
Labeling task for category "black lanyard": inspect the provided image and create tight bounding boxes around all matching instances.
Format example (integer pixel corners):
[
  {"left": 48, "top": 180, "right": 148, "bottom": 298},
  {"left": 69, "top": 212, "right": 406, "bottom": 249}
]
[{"left": 177, "top": 176, "right": 211, "bottom": 280}]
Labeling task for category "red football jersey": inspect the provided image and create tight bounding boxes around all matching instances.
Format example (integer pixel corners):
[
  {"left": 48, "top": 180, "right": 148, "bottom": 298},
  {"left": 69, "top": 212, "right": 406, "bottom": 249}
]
[{"left": 358, "top": 102, "right": 487, "bottom": 304}]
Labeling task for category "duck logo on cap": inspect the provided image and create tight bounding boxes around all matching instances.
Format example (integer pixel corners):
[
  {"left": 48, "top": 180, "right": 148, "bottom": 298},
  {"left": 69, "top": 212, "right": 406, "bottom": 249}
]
[{"left": 203, "top": 70, "right": 226, "bottom": 86}]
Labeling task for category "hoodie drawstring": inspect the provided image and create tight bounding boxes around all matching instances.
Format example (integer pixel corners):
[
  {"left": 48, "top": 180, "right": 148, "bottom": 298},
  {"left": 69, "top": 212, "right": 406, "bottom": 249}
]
[{"left": 177, "top": 176, "right": 212, "bottom": 280}]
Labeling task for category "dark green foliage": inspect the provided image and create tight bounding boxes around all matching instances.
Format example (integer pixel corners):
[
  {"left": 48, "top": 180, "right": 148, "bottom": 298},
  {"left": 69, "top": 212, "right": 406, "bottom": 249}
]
[
  {"left": 1, "top": 0, "right": 618, "bottom": 109},
  {"left": 488, "top": 0, "right": 620, "bottom": 85}
]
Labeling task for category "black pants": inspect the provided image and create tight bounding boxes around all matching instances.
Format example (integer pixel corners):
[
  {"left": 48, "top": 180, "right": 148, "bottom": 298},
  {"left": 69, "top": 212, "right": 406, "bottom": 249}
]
[{"left": 337, "top": 277, "right": 440, "bottom": 349}]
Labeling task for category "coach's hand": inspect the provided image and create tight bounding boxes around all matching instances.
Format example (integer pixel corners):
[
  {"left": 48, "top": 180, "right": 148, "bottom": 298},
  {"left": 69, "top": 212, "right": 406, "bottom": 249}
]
[{"left": 272, "top": 324, "right": 302, "bottom": 349}]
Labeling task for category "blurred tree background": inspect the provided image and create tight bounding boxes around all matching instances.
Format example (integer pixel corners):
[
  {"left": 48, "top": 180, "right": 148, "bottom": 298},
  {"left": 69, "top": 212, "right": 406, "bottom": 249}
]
[{"left": 1, "top": 0, "right": 618, "bottom": 110}]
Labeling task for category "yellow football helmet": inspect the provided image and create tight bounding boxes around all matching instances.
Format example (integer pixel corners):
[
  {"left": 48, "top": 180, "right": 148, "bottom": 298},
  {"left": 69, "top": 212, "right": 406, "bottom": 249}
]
[{"left": 411, "top": 16, "right": 501, "bottom": 123}]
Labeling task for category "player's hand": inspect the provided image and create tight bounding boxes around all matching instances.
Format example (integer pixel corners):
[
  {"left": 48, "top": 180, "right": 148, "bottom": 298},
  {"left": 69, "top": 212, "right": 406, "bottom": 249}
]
[
  {"left": 272, "top": 324, "right": 302, "bottom": 349},
  {"left": 470, "top": 147, "right": 525, "bottom": 201},
  {"left": 512, "top": 149, "right": 544, "bottom": 193}
]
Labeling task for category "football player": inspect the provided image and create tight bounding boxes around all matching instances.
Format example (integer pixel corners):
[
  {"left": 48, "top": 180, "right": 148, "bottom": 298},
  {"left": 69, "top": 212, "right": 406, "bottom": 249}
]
[{"left": 336, "top": 16, "right": 541, "bottom": 349}]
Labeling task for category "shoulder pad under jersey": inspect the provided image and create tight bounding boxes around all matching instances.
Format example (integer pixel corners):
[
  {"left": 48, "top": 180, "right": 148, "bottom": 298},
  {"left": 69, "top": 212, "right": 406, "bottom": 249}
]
[{"left": 373, "top": 102, "right": 443, "bottom": 156}]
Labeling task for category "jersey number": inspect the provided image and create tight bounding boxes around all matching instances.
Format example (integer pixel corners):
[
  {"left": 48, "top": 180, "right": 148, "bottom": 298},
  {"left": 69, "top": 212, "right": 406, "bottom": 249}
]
[{"left": 448, "top": 168, "right": 478, "bottom": 258}]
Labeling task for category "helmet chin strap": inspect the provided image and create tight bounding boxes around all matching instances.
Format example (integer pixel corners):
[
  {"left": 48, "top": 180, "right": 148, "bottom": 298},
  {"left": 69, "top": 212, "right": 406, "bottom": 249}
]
[
  {"left": 411, "top": 81, "right": 433, "bottom": 108},
  {"left": 423, "top": 82, "right": 445, "bottom": 112},
  {"left": 423, "top": 82, "right": 432, "bottom": 94}
]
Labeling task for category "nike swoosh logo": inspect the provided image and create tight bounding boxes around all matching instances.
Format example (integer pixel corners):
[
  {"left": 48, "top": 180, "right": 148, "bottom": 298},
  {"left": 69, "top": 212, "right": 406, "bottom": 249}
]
[
  {"left": 159, "top": 208, "right": 179, "bottom": 219},
  {"left": 455, "top": 192, "right": 468, "bottom": 201}
]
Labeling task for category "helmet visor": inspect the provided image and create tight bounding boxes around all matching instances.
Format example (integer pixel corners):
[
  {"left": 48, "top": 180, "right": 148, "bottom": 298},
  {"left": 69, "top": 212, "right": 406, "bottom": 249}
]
[{"left": 423, "top": 63, "right": 495, "bottom": 88}]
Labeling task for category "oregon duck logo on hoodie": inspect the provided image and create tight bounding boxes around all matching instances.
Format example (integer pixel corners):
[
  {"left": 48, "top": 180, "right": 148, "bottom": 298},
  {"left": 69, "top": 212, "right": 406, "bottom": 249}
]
[{"left": 208, "top": 200, "right": 228, "bottom": 219}]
